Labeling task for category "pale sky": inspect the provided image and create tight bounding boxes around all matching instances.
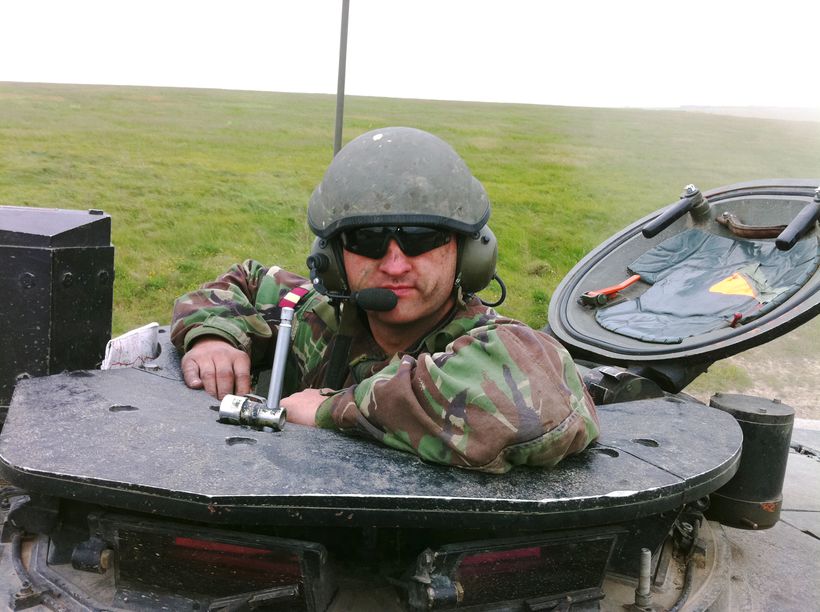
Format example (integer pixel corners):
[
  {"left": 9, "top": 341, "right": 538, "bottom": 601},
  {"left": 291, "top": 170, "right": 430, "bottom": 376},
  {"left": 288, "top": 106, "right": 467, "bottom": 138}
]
[{"left": 2, "top": 0, "right": 819, "bottom": 109}]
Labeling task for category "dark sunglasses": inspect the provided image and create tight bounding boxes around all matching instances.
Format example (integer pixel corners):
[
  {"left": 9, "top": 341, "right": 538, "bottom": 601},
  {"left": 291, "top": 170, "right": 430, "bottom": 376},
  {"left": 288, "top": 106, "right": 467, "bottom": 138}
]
[{"left": 341, "top": 226, "right": 452, "bottom": 259}]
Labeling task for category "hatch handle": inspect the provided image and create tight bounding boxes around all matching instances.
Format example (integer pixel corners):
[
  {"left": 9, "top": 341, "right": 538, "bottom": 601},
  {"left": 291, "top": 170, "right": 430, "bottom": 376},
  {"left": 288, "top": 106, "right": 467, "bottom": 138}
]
[
  {"left": 580, "top": 274, "right": 641, "bottom": 306},
  {"left": 715, "top": 212, "right": 787, "bottom": 239},
  {"left": 642, "top": 184, "right": 704, "bottom": 239},
  {"left": 775, "top": 194, "right": 820, "bottom": 251}
]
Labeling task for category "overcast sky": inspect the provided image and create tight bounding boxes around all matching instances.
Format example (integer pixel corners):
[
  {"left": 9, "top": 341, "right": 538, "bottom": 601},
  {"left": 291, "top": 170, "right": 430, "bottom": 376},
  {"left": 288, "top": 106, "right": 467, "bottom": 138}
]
[{"left": 2, "top": 0, "right": 819, "bottom": 109}]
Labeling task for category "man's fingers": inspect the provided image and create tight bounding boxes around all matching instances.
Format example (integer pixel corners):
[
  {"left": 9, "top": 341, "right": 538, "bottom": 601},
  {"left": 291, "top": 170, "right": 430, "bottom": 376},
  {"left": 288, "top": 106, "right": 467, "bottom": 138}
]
[
  {"left": 233, "top": 359, "right": 252, "bottom": 396},
  {"left": 199, "top": 359, "right": 219, "bottom": 398},
  {"left": 214, "top": 351, "right": 251, "bottom": 399},
  {"left": 181, "top": 355, "right": 204, "bottom": 389},
  {"left": 181, "top": 339, "right": 250, "bottom": 399},
  {"left": 215, "top": 360, "right": 236, "bottom": 400}
]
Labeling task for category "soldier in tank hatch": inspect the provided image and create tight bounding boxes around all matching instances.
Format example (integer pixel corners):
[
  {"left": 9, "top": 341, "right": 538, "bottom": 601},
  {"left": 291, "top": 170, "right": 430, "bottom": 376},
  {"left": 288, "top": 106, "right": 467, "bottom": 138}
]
[{"left": 171, "top": 127, "right": 599, "bottom": 473}]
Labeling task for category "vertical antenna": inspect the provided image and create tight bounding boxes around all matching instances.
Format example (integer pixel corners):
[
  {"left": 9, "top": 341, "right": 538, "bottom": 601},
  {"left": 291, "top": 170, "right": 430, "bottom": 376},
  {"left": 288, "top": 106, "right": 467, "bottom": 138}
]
[{"left": 333, "top": 0, "right": 350, "bottom": 156}]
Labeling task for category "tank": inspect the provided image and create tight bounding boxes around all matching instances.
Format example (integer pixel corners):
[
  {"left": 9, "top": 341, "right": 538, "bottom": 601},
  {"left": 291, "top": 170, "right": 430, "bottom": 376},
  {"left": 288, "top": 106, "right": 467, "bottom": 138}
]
[{"left": 0, "top": 179, "right": 818, "bottom": 611}]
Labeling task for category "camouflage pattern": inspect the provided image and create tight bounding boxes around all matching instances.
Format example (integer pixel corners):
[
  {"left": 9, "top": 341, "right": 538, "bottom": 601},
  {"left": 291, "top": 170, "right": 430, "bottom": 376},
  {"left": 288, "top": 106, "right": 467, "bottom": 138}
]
[{"left": 172, "top": 260, "right": 599, "bottom": 473}]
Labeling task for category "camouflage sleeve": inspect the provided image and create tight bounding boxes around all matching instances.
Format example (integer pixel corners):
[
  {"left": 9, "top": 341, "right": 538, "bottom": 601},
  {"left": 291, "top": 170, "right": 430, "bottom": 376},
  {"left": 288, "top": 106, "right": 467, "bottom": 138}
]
[
  {"left": 170, "top": 260, "right": 312, "bottom": 364},
  {"left": 315, "top": 322, "right": 599, "bottom": 473}
]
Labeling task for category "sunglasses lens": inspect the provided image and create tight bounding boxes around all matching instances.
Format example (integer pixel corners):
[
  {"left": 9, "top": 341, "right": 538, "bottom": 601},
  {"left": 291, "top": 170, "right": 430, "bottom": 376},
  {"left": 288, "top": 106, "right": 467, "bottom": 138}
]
[
  {"left": 342, "top": 227, "right": 391, "bottom": 258},
  {"left": 396, "top": 227, "right": 451, "bottom": 256},
  {"left": 342, "top": 227, "right": 451, "bottom": 259}
]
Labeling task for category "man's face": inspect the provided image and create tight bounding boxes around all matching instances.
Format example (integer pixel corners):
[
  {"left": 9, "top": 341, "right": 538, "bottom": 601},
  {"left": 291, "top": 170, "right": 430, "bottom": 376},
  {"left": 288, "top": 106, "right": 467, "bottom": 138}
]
[{"left": 342, "top": 232, "right": 458, "bottom": 331}]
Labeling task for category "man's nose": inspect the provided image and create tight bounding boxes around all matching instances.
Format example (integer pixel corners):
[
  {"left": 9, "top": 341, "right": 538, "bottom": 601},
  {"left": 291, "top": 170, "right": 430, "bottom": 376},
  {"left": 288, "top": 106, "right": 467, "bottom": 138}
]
[{"left": 378, "top": 239, "right": 412, "bottom": 275}]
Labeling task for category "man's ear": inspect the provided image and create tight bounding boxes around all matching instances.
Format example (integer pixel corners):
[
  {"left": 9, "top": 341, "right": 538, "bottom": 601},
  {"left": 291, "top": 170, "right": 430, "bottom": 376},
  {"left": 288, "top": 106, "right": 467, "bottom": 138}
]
[{"left": 308, "top": 237, "right": 348, "bottom": 293}]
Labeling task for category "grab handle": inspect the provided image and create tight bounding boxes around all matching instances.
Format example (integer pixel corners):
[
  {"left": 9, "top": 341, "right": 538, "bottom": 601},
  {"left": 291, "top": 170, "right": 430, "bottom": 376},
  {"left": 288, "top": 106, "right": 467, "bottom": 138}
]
[
  {"left": 642, "top": 184, "right": 704, "bottom": 239},
  {"left": 775, "top": 196, "right": 820, "bottom": 251}
]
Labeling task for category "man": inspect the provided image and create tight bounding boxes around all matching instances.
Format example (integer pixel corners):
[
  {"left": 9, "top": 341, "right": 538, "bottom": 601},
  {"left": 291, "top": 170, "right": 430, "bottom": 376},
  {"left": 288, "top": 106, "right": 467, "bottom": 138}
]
[{"left": 172, "top": 127, "right": 599, "bottom": 473}]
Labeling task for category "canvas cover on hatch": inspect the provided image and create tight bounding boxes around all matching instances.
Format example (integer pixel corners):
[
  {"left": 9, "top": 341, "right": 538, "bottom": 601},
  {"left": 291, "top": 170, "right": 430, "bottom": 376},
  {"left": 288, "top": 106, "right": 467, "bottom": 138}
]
[{"left": 596, "top": 229, "right": 819, "bottom": 344}]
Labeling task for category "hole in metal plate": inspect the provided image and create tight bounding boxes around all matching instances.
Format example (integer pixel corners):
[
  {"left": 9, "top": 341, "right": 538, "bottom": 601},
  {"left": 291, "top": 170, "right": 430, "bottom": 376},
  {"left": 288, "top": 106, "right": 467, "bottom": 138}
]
[
  {"left": 225, "top": 437, "right": 257, "bottom": 446},
  {"left": 109, "top": 404, "right": 138, "bottom": 412},
  {"left": 589, "top": 447, "right": 619, "bottom": 458}
]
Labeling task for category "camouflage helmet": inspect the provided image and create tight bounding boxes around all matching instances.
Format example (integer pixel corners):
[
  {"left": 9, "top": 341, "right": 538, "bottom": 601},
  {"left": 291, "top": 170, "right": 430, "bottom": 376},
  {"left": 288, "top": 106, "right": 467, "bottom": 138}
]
[{"left": 307, "top": 127, "right": 497, "bottom": 295}]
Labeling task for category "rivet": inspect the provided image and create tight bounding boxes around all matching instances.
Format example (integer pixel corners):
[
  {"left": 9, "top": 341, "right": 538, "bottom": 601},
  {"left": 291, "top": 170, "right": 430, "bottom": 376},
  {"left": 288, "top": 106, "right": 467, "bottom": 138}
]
[{"left": 19, "top": 272, "right": 36, "bottom": 289}]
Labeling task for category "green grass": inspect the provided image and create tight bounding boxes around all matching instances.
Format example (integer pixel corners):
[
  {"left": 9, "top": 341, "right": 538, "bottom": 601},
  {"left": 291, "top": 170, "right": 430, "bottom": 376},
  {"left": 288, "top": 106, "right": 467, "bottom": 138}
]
[{"left": 2, "top": 82, "right": 819, "bottom": 337}]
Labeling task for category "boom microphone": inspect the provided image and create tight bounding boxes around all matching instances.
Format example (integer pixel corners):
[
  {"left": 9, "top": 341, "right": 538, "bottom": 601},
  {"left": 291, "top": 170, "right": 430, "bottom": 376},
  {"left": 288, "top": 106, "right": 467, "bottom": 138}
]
[
  {"left": 306, "top": 254, "right": 398, "bottom": 311},
  {"left": 353, "top": 288, "right": 398, "bottom": 311}
]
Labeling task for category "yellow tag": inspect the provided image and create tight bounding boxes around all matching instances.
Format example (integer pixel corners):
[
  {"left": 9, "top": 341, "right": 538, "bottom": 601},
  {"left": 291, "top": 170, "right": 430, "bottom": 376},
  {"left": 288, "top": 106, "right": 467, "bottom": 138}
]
[{"left": 709, "top": 272, "right": 757, "bottom": 298}]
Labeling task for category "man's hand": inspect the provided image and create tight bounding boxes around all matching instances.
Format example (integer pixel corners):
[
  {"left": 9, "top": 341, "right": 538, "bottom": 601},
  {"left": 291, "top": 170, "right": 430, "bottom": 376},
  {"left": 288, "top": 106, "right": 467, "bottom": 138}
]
[
  {"left": 181, "top": 337, "right": 251, "bottom": 399},
  {"left": 280, "top": 388, "right": 328, "bottom": 427}
]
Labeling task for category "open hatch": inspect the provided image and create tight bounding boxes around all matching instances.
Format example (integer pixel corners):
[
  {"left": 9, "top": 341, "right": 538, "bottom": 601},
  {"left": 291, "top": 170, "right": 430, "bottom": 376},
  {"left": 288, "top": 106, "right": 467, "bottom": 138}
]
[{"left": 548, "top": 179, "right": 820, "bottom": 392}]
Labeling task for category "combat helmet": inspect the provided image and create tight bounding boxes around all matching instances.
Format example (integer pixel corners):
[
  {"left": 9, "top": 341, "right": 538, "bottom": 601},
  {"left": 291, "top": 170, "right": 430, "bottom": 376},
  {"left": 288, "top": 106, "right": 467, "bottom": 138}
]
[{"left": 307, "top": 127, "right": 498, "bottom": 297}]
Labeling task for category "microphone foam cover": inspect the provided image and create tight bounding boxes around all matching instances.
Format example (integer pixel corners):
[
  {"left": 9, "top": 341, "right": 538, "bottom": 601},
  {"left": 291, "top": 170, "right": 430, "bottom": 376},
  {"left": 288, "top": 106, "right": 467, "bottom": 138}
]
[{"left": 355, "top": 288, "right": 398, "bottom": 311}]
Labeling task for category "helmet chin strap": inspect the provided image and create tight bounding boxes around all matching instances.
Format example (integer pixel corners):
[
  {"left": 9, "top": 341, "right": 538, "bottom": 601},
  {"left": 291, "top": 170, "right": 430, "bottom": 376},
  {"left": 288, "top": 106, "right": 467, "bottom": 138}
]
[
  {"left": 452, "top": 273, "right": 469, "bottom": 306},
  {"left": 306, "top": 251, "right": 397, "bottom": 388}
]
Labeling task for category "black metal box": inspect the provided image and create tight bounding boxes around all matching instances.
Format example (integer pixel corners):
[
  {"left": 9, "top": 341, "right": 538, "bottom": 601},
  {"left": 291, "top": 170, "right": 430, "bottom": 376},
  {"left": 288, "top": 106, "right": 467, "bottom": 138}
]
[{"left": 0, "top": 206, "right": 114, "bottom": 408}]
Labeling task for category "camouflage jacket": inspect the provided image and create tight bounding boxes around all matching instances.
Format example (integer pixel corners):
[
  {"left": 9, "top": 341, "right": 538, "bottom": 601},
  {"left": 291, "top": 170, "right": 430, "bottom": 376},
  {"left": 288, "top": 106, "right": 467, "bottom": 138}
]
[{"left": 171, "top": 260, "right": 599, "bottom": 473}]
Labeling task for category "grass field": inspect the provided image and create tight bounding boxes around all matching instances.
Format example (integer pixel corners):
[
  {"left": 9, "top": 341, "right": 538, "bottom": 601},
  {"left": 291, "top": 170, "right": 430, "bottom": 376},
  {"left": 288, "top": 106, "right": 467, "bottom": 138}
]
[{"left": 2, "top": 82, "right": 819, "bottom": 415}]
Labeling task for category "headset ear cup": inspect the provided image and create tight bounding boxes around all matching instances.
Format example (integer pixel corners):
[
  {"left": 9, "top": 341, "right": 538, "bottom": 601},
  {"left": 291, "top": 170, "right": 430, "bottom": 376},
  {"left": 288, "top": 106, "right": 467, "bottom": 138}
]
[
  {"left": 309, "top": 238, "right": 348, "bottom": 293},
  {"left": 459, "top": 226, "right": 497, "bottom": 293}
]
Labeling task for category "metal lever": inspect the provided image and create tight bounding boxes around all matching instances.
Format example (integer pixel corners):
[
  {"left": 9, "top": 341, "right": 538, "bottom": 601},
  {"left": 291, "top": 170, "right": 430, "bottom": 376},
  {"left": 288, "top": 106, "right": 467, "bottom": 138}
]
[
  {"left": 219, "top": 289, "right": 308, "bottom": 431},
  {"left": 219, "top": 393, "right": 286, "bottom": 431},
  {"left": 642, "top": 184, "right": 706, "bottom": 239},
  {"left": 775, "top": 191, "right": 820, "bottom": 251},
  {"left": 266, "top": 305, "right": 295, "bottom": 414},
  {"left": 580, "top": 274, "right": 641, "bottom": 306}
]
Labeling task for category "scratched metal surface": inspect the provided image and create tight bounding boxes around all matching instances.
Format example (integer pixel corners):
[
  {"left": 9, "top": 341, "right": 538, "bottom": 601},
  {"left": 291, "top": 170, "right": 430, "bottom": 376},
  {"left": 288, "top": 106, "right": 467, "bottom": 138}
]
[{"left": 0, "top": 338, "right": 741, "bottom": 530}]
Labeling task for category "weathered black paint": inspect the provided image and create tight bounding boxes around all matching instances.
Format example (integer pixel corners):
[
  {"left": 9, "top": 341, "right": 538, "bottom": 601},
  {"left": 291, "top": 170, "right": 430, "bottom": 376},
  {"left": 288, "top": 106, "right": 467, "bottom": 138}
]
[
  {"left": 706, "top": 393, "right": 795, "bottom": 529},
  {"left": 0, "top": 331, "right": 742, "bottom": 534},
  {"left": 0, "top": 206, "right": 114, "bottom": 410}
]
